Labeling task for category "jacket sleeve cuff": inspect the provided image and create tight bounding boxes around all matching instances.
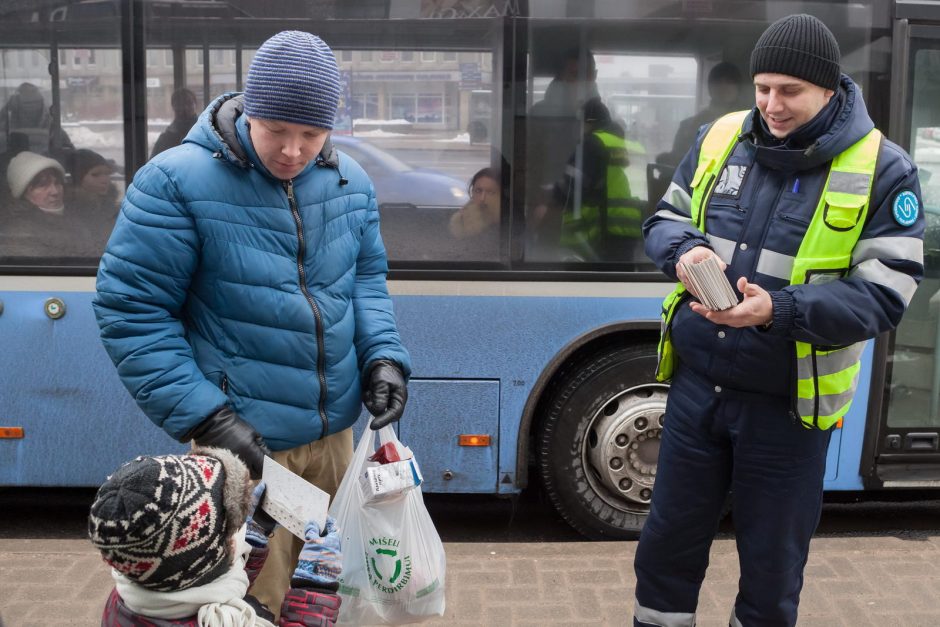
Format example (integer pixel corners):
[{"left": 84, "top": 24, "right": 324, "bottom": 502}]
[
  {"left": 766, "top": 290, "right": 795, "bottom": 336},
  {"left": 673, "top": 237, "right": 711, "bottom": 265}
]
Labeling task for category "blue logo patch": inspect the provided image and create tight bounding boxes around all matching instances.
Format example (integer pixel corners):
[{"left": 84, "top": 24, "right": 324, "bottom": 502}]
[{"left": 893, "top": 190, "right": 919, "bottom": 227}]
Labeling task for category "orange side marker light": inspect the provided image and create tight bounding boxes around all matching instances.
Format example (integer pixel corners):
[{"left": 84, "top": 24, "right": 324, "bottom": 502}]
[
  {"left": 459, "top": 434, "right": 491, "bottom": 447},
  {"left": 0, "top": 427, "right": 24, "bottom": 439}
]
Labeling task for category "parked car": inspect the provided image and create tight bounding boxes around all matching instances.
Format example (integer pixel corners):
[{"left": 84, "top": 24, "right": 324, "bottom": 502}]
[
  {"left": 329, "top": 135, "right": 468, "bottom": 208},
  {"left": 330, "top": 135, "right": 472, "bottom": 261}
]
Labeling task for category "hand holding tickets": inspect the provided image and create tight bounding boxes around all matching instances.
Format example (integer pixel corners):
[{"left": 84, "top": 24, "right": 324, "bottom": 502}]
[{"left": 678, "top": 256, "right": 739, "bottom": 311}]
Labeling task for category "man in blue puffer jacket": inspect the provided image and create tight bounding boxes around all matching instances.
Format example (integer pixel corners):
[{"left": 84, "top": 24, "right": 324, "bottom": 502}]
[
  {"left": 635, "top": 15, "right": 924, "bottom": 627},
  {"left": 93, "top": 31, "right": 411, "bottom": 618}
]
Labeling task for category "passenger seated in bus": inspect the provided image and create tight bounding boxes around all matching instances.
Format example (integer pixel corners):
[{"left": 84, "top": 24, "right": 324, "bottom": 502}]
[
  {"left": 1, "top": 151, "right": 97, "bottom": 259},
  {"left": 67, "top": 148, "right": 120, "bottom": 222},
  {"left": 545, "top": 98, "right": 644, "bottom": 262},
  {"left": 88, "top": 447, "right": 343, "bottom": 626},
  {"left": 2, "top": 151, "right": 106, "bottom": 260},
  {"left": 449, "top": 167, "right": 501, "bottom": 240},
  {"left": 0, "top": 82, "right": 74, "bottom": 160},
  {"left": 526, "top": 48, "right": 599, "bottom": 256},
  {"left": 658, "top": 61, "right": 744, "bottom": 167},
  {"left": 151, "top": 87, "right": 198, "bottom": 157}
]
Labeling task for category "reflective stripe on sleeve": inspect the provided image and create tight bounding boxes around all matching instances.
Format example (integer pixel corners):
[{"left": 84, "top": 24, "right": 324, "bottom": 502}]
[
  {"left": 653, "top": 208, "right": 693, "bottom": 224},
  {"left": 756, "top": 248, "right": 795, "bottom": 280},
  {"left": 850, "top": 258, "right": 919, "bottom": 305},
  {"left": 662, "top": 181, "right": 692, "bottom": 213},
  {"left": 852, "top": 236, "right": 924, "bottom": 265}
]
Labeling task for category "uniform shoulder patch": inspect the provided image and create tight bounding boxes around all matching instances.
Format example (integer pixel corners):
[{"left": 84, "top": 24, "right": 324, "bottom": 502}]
[{"left": 892, "top": 190, "right": 919, "bottom": 227}]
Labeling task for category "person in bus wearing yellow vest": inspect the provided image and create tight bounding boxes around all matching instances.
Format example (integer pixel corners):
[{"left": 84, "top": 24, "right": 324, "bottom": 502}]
[
  {"left": 635, "top": 14, "right": 924, "bottom": 627},
  {"left": 552, "top": 97, "right": 644, "bottom": 262}
]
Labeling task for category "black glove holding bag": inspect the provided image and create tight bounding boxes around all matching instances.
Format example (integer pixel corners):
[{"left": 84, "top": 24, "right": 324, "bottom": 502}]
[
  {"left": 363, "top": 360, "right": 408, "bottom": 430},
  {"left": 185, "top": 407, "right": 270, "bottom": 479}
]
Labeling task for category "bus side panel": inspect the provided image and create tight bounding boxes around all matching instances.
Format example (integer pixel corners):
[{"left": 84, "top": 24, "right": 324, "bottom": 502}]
[
  {"left": 391, "top": 293, "right": 666, "bottom": 494},
  {"left": 0, "top": 291, "right": 185, "bottom": 486},
  {"left": 399, "top": 379, "right": 499, "bottom": 492}
]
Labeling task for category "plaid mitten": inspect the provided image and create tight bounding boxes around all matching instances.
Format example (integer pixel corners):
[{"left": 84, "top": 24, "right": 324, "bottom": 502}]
[{"left": 291, "top": 517, "right": 342, "bottom": 590}]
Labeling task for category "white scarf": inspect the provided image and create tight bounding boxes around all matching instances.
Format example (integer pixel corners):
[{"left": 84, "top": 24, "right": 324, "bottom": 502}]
[{"left": 113, "top": 525, "right": 276, "bottom": 627}]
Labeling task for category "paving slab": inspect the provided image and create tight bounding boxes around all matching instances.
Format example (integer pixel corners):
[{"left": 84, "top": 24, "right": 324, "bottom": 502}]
[{"left": 1, "top": 534, "right": 938, "bottom": 626}]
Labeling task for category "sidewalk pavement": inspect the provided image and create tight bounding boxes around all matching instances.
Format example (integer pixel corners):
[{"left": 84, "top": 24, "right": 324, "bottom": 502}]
[{"left": 2, "top": 533, "right": 940, "bottom": 626}]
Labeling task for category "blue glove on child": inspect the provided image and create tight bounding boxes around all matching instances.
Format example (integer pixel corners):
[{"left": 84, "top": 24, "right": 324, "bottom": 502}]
[
  {"left": 291, "top": 516, "right": 343, "bottom": 590},
  {"left": 245, "top": 482, "right": 278, "bottom": 547}
]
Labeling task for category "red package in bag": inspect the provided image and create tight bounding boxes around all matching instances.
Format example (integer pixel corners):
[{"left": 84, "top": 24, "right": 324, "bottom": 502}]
[{"left": 369, "top": 441, "right": 401, "bottom": 464}]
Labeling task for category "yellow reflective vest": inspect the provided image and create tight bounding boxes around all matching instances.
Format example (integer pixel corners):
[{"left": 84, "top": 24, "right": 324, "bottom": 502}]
[
  {"left": 656, "top": 110, "right": 882, "bottom": 430},
  {"left": 560, "top": 130, "right": 643, "bottom": 258}
]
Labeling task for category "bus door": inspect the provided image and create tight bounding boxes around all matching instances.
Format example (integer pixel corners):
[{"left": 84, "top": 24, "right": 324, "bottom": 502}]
[{"left": 864, "top": 2, "right": 940, "bottom": 487}]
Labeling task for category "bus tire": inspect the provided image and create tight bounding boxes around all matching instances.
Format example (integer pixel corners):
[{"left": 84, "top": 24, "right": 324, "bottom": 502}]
[{"left": 537, "top": 343, "right": 668, "bottom": 540}]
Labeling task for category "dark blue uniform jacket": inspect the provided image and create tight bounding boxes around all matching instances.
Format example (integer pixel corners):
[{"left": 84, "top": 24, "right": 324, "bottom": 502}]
[{"left": 643, "top": 75, "right": 924, "bottom": 398}]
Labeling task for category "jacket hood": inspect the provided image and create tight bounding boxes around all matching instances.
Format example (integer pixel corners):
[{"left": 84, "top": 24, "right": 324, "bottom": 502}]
[
  {"left": 183, "top": 92, "right": 339, "bottom": 176},
  {"left": 739, "top": 74, "right": 874, "bottom": 172}
]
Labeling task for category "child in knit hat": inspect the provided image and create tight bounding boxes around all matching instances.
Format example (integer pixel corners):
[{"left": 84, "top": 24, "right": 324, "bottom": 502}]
[{"left": 88, "top": 447, "right": 344, "bottom": 627}]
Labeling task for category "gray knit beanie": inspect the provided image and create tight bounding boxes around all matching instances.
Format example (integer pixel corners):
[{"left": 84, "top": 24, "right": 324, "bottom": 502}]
[
  {"left": 750, "top": 14, "right": 841, "bottom": 91},
  {"left": 244, "top": 30, "right": 340, "bottom": 130}
]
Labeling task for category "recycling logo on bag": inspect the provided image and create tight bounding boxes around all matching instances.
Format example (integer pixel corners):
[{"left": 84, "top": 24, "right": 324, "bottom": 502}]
[{"left": 366, "top": 536, "right": 413, "bottom": 594}]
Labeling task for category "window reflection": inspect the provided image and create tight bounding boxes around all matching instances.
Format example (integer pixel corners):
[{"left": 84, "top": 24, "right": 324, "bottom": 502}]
[
  {"left": 332, "top": 49, "right": 499, "bottom": 263},
  {"left": 525, "top": 46, "right": 700, "bottom": 267}
]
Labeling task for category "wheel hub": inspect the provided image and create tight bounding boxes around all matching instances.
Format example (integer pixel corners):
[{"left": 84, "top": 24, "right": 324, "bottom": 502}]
[{"left": 585, "top": 385, "right": 668, "bottom": 511}]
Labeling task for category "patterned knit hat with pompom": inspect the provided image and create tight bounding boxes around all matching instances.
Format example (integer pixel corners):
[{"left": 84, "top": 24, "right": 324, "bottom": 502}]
[{"left": 87, "top": 446, "right": 251, "bottom": 592}]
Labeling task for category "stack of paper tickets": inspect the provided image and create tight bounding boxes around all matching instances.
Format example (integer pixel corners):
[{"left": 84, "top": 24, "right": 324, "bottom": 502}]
[{"left": 679, "top": 256, "right": 739, "bottom": 311}]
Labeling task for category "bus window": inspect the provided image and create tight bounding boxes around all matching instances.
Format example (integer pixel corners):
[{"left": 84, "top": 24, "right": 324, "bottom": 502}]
[
  {"left": 0, "top": 38, "right": 121, "bottom": 267},
  {"left": 332, "top": 49, "right": 499, "bottom": 264},
  {"left": 524, "top": 40, "right": 701, "bottom": 268}
]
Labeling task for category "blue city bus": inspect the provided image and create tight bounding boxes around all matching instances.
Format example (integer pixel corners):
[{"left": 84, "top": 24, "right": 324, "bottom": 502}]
[{"left": 2, "top": 0, "right": 940, "bottom": 540}]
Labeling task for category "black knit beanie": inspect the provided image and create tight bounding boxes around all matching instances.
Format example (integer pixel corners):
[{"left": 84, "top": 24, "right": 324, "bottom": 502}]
[{"left": 750, "top": 14, "right": 841, "bottom": 91}]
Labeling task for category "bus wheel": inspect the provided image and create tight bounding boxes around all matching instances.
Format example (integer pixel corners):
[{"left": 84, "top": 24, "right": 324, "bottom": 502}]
[{"left": 537, "top": 343, "right": 667, "bottom": 540}]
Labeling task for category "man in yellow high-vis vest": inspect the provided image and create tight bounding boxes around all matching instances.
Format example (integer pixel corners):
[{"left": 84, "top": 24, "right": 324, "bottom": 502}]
[
  {"left": 554, "top": 97, "right": 645, "bottom": 262},
  {"left": 635, "top": 15, "right": 924, "bottom": 627}
]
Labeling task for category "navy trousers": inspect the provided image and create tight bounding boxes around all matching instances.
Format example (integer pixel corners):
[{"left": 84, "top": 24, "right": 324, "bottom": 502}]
[{"left": 633, "top": 367, "right": 832, "bottom": 627}]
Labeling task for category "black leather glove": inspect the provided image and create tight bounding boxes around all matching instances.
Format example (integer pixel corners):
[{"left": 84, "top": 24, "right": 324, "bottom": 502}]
[
  {"left": 363, "top": 360, "right": 407, "bottom": 430},
  {"left": 186, "top": 407, "right": 270, "bottom": 479}
]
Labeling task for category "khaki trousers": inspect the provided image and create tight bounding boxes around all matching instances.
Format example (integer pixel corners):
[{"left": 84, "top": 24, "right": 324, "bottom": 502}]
[{"left": 250, "top": 427, "right": 354, "bottom": 619}]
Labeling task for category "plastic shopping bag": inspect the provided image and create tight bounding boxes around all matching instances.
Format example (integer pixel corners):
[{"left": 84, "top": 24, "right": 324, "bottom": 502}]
[{"left": 329, "top": 422, "right": 446, "bottom": 625}]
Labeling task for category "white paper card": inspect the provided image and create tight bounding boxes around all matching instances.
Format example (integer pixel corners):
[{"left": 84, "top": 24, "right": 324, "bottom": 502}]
[{"left": 260, "top": 456, "right": 329, "bottom": 540}]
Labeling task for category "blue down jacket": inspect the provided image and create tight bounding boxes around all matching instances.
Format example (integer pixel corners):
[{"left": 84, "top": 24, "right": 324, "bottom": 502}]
[
  {"left": 94, "top": 93, "right": 411, "bottom": 450},
  {"left": 644, "top": 75, "right": 924, "bottom": 398}
]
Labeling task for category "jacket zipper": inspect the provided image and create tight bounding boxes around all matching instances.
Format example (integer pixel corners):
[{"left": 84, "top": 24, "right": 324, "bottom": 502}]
[{"left": 285, "top": 179, "right": 330, "bottom": 437}]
